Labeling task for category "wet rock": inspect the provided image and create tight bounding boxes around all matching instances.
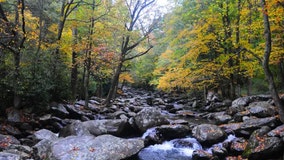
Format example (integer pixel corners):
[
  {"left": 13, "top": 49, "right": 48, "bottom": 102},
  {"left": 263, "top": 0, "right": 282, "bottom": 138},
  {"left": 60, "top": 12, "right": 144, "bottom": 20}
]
[
  {"left": 0, "top": 134, "right": 20, "bottom": 150},
  {"left": 142, "top": 128, "right": 163, "bottom": 145},
  {"left": 0, "top": 152, "right": 21, "bottom": 160},
  {"left": 134, "top": 107, "right": 169, "bottom": 133},
  {"left": 49, "top": 135, "right": 144, "bottom": 160},
  {"left": 82, "top": 119, "right": 130, "bottom": 136},
  {"left": 172, "top": 139, "right": 194, "bottom": 148},
  {"left": 230, "top": 137, "right": 248, "bottom": 155},
  {"left": 192, "top": 150, "right": 214, "bottom": 160},
  {"left": 211, "top": 145, "right": 228, "bottom": 159},
  {"left": 243, "top": 127, "right": 283, "bottom": 159},
  {"left": 248, "top": 102, "right": 276, "bottom": 118},
  {"left": 156, "top": 124, "right": 191, "bottom": 140},
  {"left": 192, "top": 124, "right": 226, "bottom": 146},
  {"left": 59, "top": 120, "right": 90, "bottom": 137},
  {"left": 143, "top": 124, "right": 191, "bottom": 145}
]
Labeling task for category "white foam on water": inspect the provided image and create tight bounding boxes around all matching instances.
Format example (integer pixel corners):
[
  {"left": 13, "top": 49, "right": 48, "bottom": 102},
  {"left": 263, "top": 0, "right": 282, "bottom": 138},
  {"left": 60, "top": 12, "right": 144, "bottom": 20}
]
[
  {"left": 142, "top": 127, "right": 156, "bottom": 139},
  {"left": 149, "top": 141, "right": 174, "bottom": 151}
]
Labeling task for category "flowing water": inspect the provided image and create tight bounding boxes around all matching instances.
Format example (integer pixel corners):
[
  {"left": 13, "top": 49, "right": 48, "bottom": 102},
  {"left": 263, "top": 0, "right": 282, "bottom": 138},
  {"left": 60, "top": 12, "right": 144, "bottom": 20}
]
[{"left": 138, "top": 128, "right": 236, "bottom": 160}]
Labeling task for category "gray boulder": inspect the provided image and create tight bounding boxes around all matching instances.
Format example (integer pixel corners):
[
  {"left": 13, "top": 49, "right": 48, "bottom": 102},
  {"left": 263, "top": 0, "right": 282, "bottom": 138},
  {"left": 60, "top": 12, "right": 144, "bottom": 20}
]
[
  {"left": 49, "top": 135, "right": 144, "bottom": 160},
  {"left": 59, "top": 120, "right": 91, "bottom": 137},
  {"left": 134, "top": 107, "right": 169, "bottom": 132},
  {"left": 156, "top": 124, "right": 191, "bottom": 140},
  {"left": 192, "top": 124, "right": 226, "bottom": 146},
  {"left": 0, "top": 152, "right": 21, "bottom": 160},
  {"left": 33, "top": 139, "right": 53, "bottom": 160},
  {"left": 82, "top": 119, "right": 129, "bottom": 136},
  {"left": 248, "top": 102, "right": 276, "bottom": 118},
  {"left": 33, "top": 129, "right": 58, "bottom": 142},
  {"left": 220, "top": 117, "right": 278, "bottom": 136}
]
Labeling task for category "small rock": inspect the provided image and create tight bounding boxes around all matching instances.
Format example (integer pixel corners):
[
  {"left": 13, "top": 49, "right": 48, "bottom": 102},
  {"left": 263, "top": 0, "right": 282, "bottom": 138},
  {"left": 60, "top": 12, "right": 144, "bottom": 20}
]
[{"left": 192, "top": 150, "right": 214, "bottom": 160}]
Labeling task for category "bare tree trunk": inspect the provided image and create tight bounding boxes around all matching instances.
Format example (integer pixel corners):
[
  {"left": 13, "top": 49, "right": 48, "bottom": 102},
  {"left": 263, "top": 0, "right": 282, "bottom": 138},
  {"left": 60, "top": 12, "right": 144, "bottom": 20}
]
[{"left": 261, "top": 0, "right": 284, "bottom": 122}]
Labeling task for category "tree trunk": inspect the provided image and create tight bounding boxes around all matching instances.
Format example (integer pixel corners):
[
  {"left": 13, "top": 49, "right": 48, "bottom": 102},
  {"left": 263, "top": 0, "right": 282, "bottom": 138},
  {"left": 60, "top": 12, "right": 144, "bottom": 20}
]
[
  {"left": 71, "top": 27, "right": 78, "bottom": 101},
  {"left": 261, "top": 0, "right": 284, "bottom": 122},
  {"left": 84, "top": 0, "right": 96, "bottom": 108},
  {"left": 278, "top": 61, "right": 284, "bottom": 89},
  {"left": 103, "top": 58, "right": 123, "bottom": 106}
]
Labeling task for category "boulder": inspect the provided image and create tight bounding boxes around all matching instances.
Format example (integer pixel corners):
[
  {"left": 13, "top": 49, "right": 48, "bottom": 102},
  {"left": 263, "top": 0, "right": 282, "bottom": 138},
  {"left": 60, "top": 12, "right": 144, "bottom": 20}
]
[
  {"left": 64, "top": 104, "right": 93, "bottom": 119},
  {"left": 220, "top": 117, "right": 278, "bottom": 136},
  {"left": 192, "top": 124, "right": 226, "bottom": 146},
  {"left": 143, "top": 124, "right": 191, "bottom": 145},
  {"left": 232, "top": 95, "right": 272, "bottom": 108},
  {"left": 0, "top": 152, "right": 21, "bottom": 160},
  {"left": 3, "top": 144, "right": 33, "bottom": 159},
  {"left": 0, "top": 134, "right": 20, "bottom": 150},
  {"left": 48, "top": 135, "right": 144, "bottom": 160},
  {"left": 59, "top": 120, "right": 91, "bottom": 137},
  {"left": 211, "top": 145, "right": 228, "bottom": 159},
  {"left": 267, "top": 124, "right": 284, "bottom": 137},
  {"left": 240, "top": 117, "right": 278, "bottom": 133},
  {"left": 230, "top": 137, "right": 248, "bottom": 155},
  {"left": 243, "top": 127, "right": 283, "bottom": 159},
  {"left": 51, "top": 104, "right": 69, "bottom": 118},
  {"left": 33, "top": 139, "right": 53, "bottom": 159},
  {"left": 156, "top": 124, "right": 191, "bottom": 140},
  {"left": 82, "top": 119, "right": 130, "bottom": 136},
  {"left": 134, "top": 107, "right": 169, "bottom": 132},
  {"left": 248, "top": 102, "right": 276, "bottom": 118},
  {"left": 209, "top": 112, "right": 232, "bottom": 124},
  {"left": 33, "top": 129, "right": 58, "bottom": 142}
]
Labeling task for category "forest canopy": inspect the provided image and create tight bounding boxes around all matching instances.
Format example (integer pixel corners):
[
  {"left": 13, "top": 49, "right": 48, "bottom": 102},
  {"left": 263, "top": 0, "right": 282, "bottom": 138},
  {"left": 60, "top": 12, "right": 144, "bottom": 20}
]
[{"left": 0, "top": 0, "right": 284, "bottom": 110}]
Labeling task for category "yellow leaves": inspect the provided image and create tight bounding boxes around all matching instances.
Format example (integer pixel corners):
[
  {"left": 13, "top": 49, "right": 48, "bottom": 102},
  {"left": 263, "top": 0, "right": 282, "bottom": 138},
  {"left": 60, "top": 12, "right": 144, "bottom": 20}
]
[
  {"left": 0, "top": 0, "right": 5, "bottom": 2},
  {"left": 157, "top": 67, "right": 191, "bottom": 91},
  {"left": 119, "top": 72, "right": 134, "bottom": 83}
]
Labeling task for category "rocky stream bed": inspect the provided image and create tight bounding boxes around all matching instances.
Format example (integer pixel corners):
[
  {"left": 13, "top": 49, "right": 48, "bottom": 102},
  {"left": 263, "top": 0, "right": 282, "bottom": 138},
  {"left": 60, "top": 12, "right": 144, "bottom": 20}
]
[{"left": 0, "top": 87, "right": 284, "bottom": 160}]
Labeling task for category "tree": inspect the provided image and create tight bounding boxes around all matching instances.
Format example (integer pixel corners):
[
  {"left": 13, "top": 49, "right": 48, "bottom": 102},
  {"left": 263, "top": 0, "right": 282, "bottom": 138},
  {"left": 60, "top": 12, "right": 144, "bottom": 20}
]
[
  {"left": 103, "top": 0, "right": 158, "bottom": 106},
  {"left": 261, "top": 0, "right": 284, "bottom": 122},
  {"left": 0, "top": 0, "right": 27, "bottom": 108}
]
